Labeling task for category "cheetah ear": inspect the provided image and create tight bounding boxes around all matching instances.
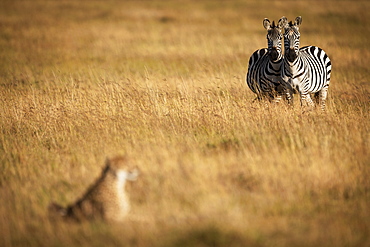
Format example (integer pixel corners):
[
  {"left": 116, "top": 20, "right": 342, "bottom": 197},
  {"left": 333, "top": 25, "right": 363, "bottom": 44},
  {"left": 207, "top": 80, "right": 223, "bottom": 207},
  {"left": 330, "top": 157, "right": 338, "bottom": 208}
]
[
  {"left": 263, "top": 18, "right": 271, "bottom": 30},
  {"left": 103, "top": 157, "right": 111, "bottom": 171},
  {"left": 104, "top": 157, "right": 110, "bottom": 167},
  {"left": 278, "top": 16, "right": 288, "bottom": 29},
  {"left": 294, "top": 16, "right": 302, "bottom": 27},
  {"left": 102, "top": 158, "right": 112, "bottom": 176}
]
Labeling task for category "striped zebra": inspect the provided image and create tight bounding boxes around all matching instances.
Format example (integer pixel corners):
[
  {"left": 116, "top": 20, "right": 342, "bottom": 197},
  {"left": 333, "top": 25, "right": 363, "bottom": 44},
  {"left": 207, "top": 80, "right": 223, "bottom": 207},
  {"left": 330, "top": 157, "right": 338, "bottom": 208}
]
[
  {"left": 246, "top": 17, "right": 288, "bottom": 102},
  {"left": 282, "top": 16, "right": 332, "bottom": 111}
]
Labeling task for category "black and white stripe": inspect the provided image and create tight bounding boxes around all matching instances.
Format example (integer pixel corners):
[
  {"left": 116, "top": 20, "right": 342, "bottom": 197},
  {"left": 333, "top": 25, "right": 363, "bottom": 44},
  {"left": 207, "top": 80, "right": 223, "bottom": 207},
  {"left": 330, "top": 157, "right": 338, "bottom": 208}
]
[
  {"left": 246, "top": 17, "right": 288, "bottom": 102},
  {"left": 282, "top": 16, "right": 332, "bottom": 110}
]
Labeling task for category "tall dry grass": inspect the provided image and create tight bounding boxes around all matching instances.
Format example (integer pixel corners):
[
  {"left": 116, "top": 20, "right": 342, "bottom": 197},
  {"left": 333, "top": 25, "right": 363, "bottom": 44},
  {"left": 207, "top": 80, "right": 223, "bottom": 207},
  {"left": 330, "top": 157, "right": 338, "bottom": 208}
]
[{"left": 0, "top": 0, "right": 369, "bottom": 246}]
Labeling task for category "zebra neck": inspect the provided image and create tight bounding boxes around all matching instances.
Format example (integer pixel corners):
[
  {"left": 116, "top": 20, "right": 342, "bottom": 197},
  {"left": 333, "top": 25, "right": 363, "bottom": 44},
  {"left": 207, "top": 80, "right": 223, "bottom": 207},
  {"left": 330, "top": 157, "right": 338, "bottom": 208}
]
[
  {"left": 269, "top": 58, "right": 283, "bottom": 71},
  {"left": 284, "top": 56, "right": 301, "bottom": 70},
  {"left": 270, "top": 57, "right": 283, "bottom": 65},
  {"left": 283, "top": 56, "right": 304, "bottom": 80}
]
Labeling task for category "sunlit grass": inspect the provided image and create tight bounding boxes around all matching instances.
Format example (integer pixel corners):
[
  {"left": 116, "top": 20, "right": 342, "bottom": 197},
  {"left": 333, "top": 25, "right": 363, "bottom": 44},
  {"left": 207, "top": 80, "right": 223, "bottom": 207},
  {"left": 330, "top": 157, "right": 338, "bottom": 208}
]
[{"left": 0, "top": 0, "right": 369, "bottom": 246}]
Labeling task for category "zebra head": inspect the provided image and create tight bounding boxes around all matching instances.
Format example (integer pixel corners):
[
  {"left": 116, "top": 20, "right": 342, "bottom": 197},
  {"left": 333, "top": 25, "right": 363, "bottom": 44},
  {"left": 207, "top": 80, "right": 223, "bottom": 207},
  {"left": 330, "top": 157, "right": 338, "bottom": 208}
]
[
  {"left": 263, "top": 17, "right": 287, "bottom": 62},
  {"left": 284, "top": 16, "right": 302, "bottom": 62}
]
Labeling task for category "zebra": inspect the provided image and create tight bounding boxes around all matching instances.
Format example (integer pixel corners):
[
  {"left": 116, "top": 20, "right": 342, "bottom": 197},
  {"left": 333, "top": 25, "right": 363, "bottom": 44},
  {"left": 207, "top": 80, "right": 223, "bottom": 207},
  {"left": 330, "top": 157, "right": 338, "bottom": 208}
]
[
  {"left": 246, "top": 17, "right": 289, "bottom": 103},
  {"left": 282, "top": 16, "right": 332, "bottom": 111}
]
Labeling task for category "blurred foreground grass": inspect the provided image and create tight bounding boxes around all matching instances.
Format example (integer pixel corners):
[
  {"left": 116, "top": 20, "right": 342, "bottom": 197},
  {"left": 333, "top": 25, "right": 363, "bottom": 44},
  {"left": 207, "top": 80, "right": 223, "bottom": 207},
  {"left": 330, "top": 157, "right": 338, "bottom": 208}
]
[{"left": 0, "top": 0, "right": 369, "bottom": 246}]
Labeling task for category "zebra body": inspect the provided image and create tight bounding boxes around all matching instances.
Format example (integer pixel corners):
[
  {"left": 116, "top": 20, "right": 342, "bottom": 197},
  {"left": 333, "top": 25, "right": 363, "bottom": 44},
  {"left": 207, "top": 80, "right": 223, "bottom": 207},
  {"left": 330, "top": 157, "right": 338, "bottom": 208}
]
[
  {"left": 246, "top": 48, "right": 284, "bottom": 100},
  {"left": 246, "top": 17, "right": 288, "bottom": 102},
  {"left": 282, "top": 16, "right": 332, "bottom": 110}
]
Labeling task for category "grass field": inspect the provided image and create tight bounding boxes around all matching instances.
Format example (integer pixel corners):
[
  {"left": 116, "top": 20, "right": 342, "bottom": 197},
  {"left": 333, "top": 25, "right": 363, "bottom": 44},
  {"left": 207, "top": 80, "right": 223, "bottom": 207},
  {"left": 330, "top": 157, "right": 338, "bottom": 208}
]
[{"left": 0, "top": 0, "right": 369, "bottom": 246}]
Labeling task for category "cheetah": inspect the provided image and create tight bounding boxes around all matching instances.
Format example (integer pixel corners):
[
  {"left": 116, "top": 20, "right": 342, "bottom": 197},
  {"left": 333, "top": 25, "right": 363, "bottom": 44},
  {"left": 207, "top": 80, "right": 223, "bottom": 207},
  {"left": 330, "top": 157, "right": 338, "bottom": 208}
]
[{"left": 48, "top": 156, "right": 139, "bottom": 222}]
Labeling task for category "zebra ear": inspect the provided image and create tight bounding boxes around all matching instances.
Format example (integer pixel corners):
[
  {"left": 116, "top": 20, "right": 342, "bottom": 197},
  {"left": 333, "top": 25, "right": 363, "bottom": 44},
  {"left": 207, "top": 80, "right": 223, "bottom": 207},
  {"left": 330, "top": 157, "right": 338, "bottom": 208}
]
[
  {"left": 263, "top": 18, "right": 271, "bottom": 30},
  {"left": 278, "top": 16, "right": 288, "bottom": 29},
  {"left": 294, "top": 16, "right": 302, "bottom": 26}
]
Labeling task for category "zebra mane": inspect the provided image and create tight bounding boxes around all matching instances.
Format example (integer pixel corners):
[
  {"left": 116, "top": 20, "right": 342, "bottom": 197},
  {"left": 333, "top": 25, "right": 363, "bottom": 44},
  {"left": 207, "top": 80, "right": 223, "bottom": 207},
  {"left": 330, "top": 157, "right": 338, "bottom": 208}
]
[{"left": 288, "top": 21, "right": 298, "bottom": 27}]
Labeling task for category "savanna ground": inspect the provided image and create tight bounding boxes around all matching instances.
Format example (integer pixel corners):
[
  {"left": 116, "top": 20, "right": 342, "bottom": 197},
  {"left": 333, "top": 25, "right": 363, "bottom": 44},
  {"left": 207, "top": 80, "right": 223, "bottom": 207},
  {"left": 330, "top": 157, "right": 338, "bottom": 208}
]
[{"left": 0, "top": 0, "right": 369, "bottom": 246}]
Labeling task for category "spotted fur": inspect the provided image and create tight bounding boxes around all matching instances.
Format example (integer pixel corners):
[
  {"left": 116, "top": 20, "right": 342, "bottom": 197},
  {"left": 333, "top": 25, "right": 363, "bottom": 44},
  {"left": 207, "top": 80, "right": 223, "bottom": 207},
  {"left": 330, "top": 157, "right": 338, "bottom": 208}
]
[{"left": 49, "top": 156, "right": 139, "bottom": 222}]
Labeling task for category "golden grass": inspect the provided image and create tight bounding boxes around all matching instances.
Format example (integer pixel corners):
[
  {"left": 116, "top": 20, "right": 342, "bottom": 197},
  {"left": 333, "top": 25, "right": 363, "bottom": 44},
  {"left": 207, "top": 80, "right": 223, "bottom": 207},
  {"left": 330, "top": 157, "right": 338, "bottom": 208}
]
[{"left": 0, "top": 0, "right": 369, "bottom": 246}]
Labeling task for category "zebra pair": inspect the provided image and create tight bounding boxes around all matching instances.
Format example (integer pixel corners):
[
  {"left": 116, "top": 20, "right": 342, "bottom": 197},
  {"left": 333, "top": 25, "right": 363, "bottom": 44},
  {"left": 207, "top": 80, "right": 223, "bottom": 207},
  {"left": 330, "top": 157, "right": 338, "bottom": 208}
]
[{"left": 246, "top": 16, "right": 332, "bottom": 111}]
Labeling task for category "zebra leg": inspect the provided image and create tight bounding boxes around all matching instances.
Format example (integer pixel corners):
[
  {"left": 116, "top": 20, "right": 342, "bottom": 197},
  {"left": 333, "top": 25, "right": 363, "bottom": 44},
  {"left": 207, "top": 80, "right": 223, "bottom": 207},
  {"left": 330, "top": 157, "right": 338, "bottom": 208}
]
[
  {"left": 300, "top": 94, "right": 306, "bottom": 107},
  {"left": 273, "top": 94, "right": 282, "bottom": 103},
  {"left": 252, "top": 93, "right": 263, "bottom": 103},
  {"left": 272, "top": 85, "right": 281, "bottom": 104},
  {"left": 285, "top": 89, "right": 293, "bottom": 106},
  {"left": 280, "top": 79, "right": 294, "bottom": 106},
  {"left": 306, "top": 94, "right": 315, "bottom": 107},
  {"left": 318, "top": 86, "right": 329, "bottom": 112},
  {"left": 300, "top": 93, "right": 314, "bottom": 111},
  {"left": 314, "top": 92, "right": 320, "bottom": 104}
]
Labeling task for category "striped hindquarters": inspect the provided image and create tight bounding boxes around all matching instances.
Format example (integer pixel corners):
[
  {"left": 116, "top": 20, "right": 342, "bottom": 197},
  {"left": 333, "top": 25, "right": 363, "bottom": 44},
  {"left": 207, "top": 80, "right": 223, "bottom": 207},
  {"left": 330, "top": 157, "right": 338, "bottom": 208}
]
[{"left": 299, "top": 45, "right": 331, "bottom": 93}]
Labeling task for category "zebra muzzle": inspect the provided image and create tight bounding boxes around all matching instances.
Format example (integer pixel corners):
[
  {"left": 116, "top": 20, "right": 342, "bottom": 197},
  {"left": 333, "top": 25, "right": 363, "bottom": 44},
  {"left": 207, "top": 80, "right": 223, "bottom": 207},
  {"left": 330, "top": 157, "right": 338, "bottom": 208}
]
[
  {"left": 269, "top": 48, "right": 279, "bottom": 61},
  {"left": 286, "top": 48, "right": 297, "bottom": 62}
]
